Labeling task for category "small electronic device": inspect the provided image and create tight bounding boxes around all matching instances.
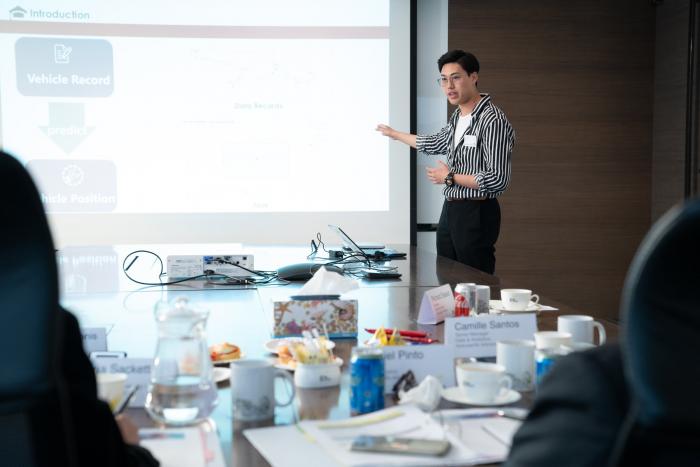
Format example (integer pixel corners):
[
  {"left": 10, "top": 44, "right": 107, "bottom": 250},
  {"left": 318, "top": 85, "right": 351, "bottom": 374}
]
[
  {"left": 362, "top": 269, "right": 402, "bottom": 280},
  {"left": 327, "top": 249, "right": 345, "bottom": 259},
  {"left": 166, "top": 254, "right": 254, "bottom": 278},
  {"left": 350, "top": 435, "right": 451, "bottom": 457},
  {"left": 276, "top": 263, "right": 343, "bottom": 281}
]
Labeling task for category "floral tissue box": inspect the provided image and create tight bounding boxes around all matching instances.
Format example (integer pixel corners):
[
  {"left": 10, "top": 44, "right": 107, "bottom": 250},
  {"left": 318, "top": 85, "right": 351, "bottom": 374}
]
[{"left": 272, "top": 299, "right": 358, "bottom": 338}]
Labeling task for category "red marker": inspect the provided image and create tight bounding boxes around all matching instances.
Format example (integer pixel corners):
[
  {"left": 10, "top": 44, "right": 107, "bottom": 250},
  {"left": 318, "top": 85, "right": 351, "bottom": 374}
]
[{"left": 365, "top": 328, "right": 429, "bottom": 338}]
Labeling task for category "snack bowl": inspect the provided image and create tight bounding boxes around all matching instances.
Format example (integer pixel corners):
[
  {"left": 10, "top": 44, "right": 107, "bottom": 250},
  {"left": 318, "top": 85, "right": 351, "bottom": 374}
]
[{"left": 293, "top": 358, "right": 343, "bottom": 388}]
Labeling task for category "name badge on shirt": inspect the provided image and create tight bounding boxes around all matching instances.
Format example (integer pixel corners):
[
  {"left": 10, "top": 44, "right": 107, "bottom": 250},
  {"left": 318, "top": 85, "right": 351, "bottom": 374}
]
[{"left": 463, "top": 135, "right": 477, "bottom": 148}]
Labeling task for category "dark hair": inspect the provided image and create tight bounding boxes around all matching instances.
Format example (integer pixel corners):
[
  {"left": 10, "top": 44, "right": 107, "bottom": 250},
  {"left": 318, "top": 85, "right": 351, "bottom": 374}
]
[{"left": 437, "top": 50, "right": 480, "bottom": 75}]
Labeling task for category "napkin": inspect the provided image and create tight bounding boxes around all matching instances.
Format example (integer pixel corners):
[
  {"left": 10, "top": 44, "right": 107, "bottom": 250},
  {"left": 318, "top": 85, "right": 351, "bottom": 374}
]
[
  {"left": 398, "top": 375, "right": 444, "bottom": 412},
  {"left": 295, "top": 266, "right": 359, "bottom": 297}
]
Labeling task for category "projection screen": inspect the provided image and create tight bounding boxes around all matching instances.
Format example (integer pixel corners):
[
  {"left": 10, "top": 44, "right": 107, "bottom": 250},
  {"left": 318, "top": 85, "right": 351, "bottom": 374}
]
[{"left": 0, "top": 0, "right": 411, "bottom": 246}]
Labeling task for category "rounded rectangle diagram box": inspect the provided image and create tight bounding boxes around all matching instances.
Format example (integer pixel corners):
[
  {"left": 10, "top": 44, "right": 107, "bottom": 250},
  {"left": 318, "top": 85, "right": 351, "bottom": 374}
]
[
  {"left": 26, "top": 159, "right": 117, "bottom": 212},
  {"left": 15, "top": 37, "right": 114, "bottom": 97}
]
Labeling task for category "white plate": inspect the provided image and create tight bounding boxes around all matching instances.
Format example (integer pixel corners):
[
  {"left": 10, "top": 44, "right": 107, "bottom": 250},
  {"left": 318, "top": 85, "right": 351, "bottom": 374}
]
[
  {"left": 212, "top": 367, "right": 231, "bottom": 384},
  {"left": 273, "top": 356, "right": 343, "bottom": 372},
  {"left": 264, "top": 337, "right": 335, "bottom": 354},
  {"left": 441, "top": 386, "right": 521, "bottom": 406},
  {"left": 489, "top": 299, "right": 539, "bottom": 314},
  {"left": 211, "top": 352, "right": 245, "bottom": 366}
]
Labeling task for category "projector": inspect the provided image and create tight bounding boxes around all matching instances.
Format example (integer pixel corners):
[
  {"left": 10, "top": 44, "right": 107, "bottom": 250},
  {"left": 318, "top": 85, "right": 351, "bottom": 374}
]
[{"left": 166, "top": 255, "right": 254, "bottom": 279}]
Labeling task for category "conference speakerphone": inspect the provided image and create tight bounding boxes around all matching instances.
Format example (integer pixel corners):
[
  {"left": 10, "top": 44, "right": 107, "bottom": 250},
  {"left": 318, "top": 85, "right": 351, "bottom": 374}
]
[{"left": 166, "top": 255, "right": 254, "bottom": 279}]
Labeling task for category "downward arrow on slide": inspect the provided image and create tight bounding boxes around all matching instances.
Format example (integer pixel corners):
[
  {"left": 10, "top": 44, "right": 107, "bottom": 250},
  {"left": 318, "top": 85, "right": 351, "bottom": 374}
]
[{"left": 40, "top": 102, "right": 95, "bottom": 154}]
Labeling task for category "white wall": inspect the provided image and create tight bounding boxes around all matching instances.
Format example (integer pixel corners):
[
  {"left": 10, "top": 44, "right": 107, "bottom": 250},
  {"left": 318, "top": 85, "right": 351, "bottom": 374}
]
[{"left": 416, "top": 0, "right": 448, "bottom": 252}]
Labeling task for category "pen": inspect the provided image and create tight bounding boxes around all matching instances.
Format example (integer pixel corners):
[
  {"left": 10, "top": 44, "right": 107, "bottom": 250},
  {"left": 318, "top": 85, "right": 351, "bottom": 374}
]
[
  {"left": 365, "top": 328, "right": 428, "bottom": 338},
  {"left": 437, "top": 410, "right": 527, "bottom": 421},
  {"left": 113, "top": 384, "right": 139, "bottom": 415}
]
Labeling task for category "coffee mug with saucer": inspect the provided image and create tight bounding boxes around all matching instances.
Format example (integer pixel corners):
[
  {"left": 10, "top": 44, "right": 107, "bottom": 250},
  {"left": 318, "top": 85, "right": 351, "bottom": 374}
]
[
  {"left": 499, "top": 289, "right": 540, "bottom": 312},
  {"left": 445, "top": 362, "right": 521, "bottom": 406}
]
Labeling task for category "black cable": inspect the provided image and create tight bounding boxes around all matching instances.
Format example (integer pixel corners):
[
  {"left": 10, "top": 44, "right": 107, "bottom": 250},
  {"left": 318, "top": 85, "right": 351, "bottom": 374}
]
[
  {"left": 122, "top": 250, "right": 238, "bottom": 286},
  {"left": 316, "top": 232, "right": 328, "bottom": 253},
  {"left": 307, "top": 239, "right": 319, "bottom": 259},
  {"left": 215, "top": 259, "right": 277, "bottom": 277}
]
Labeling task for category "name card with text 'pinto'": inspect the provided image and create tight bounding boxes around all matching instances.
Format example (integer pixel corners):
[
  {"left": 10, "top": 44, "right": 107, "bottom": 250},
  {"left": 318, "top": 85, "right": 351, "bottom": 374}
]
[
  {"left": 417, "top": 284, "right": 455, "bottom": 324},
  {"left": 444, "top": 315, "right": 538, "bottom": 358},
  {"left": 382, "top": 345, "right": 454, "bottom": 393}
]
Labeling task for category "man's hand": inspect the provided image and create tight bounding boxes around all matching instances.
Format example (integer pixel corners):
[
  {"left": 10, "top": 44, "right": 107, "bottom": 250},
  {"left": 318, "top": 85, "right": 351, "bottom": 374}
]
[
  {"left": 426, "top": 160, "right": 450, "bottom": 184},
  {"left": 375, "top": 124, "right": 396, "bottom": 139},
  {"left": 116, "top": 414, "right": 140, "bottom": 445}
]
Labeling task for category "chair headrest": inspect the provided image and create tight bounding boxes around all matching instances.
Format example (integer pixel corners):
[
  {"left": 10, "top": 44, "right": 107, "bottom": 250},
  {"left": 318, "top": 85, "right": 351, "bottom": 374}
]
[
  {"left": 621, "top": 198, "right": 700, "bottom": 429},
  {"left": 0, "top": 152, "right": 59, "bottom": 396}
]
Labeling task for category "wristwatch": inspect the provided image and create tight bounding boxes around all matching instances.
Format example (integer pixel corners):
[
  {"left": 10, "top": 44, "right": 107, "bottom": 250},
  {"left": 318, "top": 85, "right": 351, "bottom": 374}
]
[{"left": 444, "top": 171, "right": 455, "bottom": 187}]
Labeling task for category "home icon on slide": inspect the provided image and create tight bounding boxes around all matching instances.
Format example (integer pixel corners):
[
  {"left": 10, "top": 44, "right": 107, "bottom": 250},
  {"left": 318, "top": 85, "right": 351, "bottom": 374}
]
[{"left": 9, "top": 6, "right": 27, "bottom": 19}]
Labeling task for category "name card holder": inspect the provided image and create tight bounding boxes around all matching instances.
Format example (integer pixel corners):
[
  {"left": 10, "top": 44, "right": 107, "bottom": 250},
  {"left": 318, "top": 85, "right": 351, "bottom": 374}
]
[
  {"left": 417, "top": 284, "right": 455, "bottom": 325},
  {"left": 81, "top": 327, "right": 108, "bottom": 354},
  {"left": 382, "top": 345, "right": 454, "bottom": 393},
  {"left": 444, "top": 314, "right": 538, "bottom": 358}
]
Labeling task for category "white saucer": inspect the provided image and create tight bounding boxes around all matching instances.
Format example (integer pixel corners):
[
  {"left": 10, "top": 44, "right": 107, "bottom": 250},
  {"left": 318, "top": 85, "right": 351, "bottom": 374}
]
[
  {"left": 441, "top": 386, "right": 521, "bottom": 406},
  {"left": 264, "top": 337, "right": 335, "bottom": 354},
  {"left": 211, "top": 352, "right": 245, "bottom": 366},
  {"left": 489, "top": 299, "right": 539, "bottom": 314}
]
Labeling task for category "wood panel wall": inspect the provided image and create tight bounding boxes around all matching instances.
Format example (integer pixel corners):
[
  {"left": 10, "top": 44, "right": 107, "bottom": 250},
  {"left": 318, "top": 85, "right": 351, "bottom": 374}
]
[
  {"left": 652, "top": 1, "right": 689, "bottom": 221},
  {"left": 448, "top": 0, "right": 655, "bottom": 321}
]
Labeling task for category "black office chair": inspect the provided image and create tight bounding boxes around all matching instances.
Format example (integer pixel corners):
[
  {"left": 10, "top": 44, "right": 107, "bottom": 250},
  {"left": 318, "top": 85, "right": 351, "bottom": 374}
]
[
  {"left": 0, "top": 151, "right": 78, "bottom": 466},
  {"left": 611, "top": 198, "right": 700, "bottom": 465}
]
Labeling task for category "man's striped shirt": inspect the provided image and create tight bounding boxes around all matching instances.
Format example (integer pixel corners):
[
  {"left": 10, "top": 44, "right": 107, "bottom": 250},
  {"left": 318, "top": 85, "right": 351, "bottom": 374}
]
[{"left": 416, "top": 93, "right": 515, "bottom": 199}]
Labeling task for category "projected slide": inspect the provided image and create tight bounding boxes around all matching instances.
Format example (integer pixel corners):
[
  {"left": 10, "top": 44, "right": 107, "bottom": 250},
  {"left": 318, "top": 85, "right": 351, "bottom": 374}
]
[{"left": 0, "top": 1, "right": 390, "bottom": 214}]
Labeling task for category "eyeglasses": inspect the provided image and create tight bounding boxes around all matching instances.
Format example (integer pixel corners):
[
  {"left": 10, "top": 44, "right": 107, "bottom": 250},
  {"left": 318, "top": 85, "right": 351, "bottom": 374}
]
[{"left": 436, "top": 74, "right": 465, "bottom": 87}]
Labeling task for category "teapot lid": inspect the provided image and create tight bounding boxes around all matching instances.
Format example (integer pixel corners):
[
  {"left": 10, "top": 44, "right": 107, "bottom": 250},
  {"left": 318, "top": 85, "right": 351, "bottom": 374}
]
[{"left": 155, "top": 296, "right": 207, "bottom": 322}]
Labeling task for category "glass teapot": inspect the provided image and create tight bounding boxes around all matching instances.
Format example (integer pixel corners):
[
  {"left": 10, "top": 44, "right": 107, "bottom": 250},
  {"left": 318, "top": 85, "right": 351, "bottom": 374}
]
[{"left": 145, "top": 297, "right": 218, "bottom": 425}]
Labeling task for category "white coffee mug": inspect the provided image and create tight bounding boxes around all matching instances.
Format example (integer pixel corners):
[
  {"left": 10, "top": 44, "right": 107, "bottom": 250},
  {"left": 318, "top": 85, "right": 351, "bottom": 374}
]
[
  {"left": 534, "top": 331, "right": 572, "bottom": 350},
  {"left": 496, "top": 340, "right": 535, "bottom": 392},
  {"left": 96, "top": 372, "right": 127, "bottom": 410},
  {"left": 500, "top": 289, "right": 539, "bottom": 311},
  {"left": 230, "top": 359, "right": 295, "bottom": 421},
  {"left": 294, "top": 360, "right": 342, "bottom": 389},
  {"left": 557, "top": 315, "right": 607, "bottom": 345},
  {"left": 455, "top": 362, "right": 512, "bottom": 404}
]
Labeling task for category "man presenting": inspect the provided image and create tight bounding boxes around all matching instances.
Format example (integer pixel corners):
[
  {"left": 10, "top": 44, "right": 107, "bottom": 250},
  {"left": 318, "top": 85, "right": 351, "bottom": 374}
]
[{"left": 377, "top": 50, "right": 514, "bottom": 274}]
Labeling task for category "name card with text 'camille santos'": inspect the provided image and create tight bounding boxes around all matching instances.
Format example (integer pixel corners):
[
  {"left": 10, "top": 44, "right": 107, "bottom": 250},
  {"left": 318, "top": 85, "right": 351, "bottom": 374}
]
[
  {"left": 382, "top": 345, "right": 455, "bottom": 393},
  {"left": 444, "top": 314, "right": 538, "bottom": 358},
  {"left": 417, "top": 284, "right": 455, "bottom": 324}
]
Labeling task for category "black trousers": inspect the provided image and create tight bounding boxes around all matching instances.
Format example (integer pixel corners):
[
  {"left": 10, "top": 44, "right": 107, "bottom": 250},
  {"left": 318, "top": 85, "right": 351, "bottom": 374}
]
[{"left": 436, "top": 198, "right": 501, "bottom": 274}]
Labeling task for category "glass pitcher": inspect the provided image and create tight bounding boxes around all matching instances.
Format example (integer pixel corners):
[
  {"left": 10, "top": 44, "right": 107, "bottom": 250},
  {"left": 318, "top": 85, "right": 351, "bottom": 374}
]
[{"left": 145, "top": 297, "right": 218, "bottom": 425}]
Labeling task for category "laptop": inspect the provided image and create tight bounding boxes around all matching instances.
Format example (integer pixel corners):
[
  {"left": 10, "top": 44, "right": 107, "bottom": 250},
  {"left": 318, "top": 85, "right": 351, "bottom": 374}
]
[{"left": 328, "top": 225, "right": 406, "bottom": 259}]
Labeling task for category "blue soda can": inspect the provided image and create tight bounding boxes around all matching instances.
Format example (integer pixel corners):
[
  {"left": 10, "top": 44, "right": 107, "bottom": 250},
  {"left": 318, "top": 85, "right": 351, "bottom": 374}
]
[
  {"left": 350, "top": 347, "right": 385, "bottom": 415},
  {"left": 535, "top": 347, "right": 568, "bottom": 386}
]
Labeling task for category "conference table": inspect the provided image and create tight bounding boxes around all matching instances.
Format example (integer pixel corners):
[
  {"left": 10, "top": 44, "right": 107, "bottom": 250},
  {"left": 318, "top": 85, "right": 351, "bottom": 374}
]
[{"left": 57, "top": 243, "right": 619, "bottom": 466}]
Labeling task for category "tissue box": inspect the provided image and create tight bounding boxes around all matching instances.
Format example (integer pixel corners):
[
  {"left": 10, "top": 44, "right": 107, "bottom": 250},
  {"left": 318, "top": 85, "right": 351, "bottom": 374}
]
[{"left": 272, "top": 299, "right": 358, "bottom": 338}]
